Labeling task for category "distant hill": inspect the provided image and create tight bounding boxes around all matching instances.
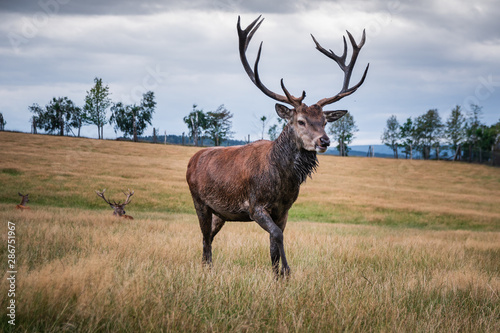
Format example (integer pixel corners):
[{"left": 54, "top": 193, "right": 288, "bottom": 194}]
[
  {"left": 325, "top": 145, "right": 399, "bottom": 158},
  {"left": 134, "top": 134, "right": 248, "bottom": 147},
  {"left": 136, "top": 135, "right": 400, "bottom": 158}
]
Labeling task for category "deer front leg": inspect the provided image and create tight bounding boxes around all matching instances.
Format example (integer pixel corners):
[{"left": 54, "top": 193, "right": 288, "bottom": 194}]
[
  {"left": 270, "top": 236, "right": 280, "bottom": 276},
  {"left": 252, "top": 208, "right": 290, "bottom": 277},
  {"left": 272, "top": 213, "right": 289, "bottom": 277}
]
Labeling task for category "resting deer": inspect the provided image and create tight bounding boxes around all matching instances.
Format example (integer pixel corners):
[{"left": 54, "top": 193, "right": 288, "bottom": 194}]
[
  {"left": 96, "top": 189, "right": 135, "bottom": 219},
  {"left": 16, "top": 193, "right": 30, "bottom": 210},
  {"left": 186, "top": 16, "right": 369, "bottom": 277}
]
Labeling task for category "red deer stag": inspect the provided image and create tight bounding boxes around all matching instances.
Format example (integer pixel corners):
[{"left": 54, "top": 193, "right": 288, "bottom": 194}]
[
  {"left": 186, "top": 16, "right": 369, "bottom": 277},
  {"left": 16, "top": 193, "right": 30, "bottom": 210},
  {"left": 96, "top": 189, "right": 135, "bottom": 220}
]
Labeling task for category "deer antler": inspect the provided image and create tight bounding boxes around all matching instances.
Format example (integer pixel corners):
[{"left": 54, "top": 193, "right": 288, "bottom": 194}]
[
  {"left": 96, "top": 189, "right": 113, "bottom": 206},
  {"left": 311, "top": 30, "right": 369, "bottom": 107},
  {"left": 121, "top": 189, "right": 134, "bottom": 206},
  {"left": 237, "top": 15, "right": 306, "bottom": 107}
]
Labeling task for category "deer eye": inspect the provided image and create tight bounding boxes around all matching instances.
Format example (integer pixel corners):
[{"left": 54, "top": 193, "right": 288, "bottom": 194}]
[{"left": 297, "top": 120, "right": 306, "bottom": 126}]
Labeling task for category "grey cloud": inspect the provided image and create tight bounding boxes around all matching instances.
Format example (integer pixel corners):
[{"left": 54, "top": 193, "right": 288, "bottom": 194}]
[{"left": 1, "top": 0, "right": 499, "bottom": 143}]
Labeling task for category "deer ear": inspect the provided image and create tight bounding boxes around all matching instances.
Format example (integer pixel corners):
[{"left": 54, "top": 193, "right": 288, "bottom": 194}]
[
  {"left": 324, "top": 110, "right": 348, "bottom": 122},
  {"left": 275, "top": 103, "right": 294, "bottom": 120}
]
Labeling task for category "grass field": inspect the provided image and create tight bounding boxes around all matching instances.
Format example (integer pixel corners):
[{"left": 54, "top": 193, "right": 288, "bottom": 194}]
[{"left": 1, "top": 131, "right": 499, "bottom": 332}]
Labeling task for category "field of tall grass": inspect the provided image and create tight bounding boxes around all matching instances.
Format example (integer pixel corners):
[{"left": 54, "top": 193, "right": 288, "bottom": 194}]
[{"left": 1, "top": 131, "right": 499, "bottom": 332}]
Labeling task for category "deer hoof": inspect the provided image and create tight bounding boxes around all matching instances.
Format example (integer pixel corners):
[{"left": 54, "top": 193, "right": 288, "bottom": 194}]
[{"left": 280, "top": 267, "right": 291, "bottom": 278}]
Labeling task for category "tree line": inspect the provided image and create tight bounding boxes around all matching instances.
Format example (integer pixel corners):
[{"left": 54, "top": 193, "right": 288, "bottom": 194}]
[
  {"left": 7, "top": 76, "right": 236, "bottom": 146},
  {"left": 183, "top": 104, "right": 234, "bottom": 146},
  {"left": 381, "top": 104, "right": 500, "bottom": 163},
  {"left": 26, "top": 77, "right": 156, "bottom": 141},
  {"left": 3, "top": 82, "right": 498, "bottom": 162}
]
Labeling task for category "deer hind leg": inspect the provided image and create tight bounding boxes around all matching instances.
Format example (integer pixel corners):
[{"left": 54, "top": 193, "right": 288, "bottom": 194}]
[
  {"left": 193, "top": 200, "right": 214, "bottom": 265},
  {"left": 211, "top": 215, "right": 226, "bottom": 242}
]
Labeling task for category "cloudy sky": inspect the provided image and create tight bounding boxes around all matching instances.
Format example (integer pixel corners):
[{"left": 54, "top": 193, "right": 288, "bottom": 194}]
[{"left": 1, "top": 0, "right": 499, "bottom": 144}]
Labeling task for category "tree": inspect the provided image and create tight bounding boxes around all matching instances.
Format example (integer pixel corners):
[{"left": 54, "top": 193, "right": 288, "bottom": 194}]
[
  {"left": 183, "top": 104, "right": 207, "bottom": 146},
  {"left": 0, "top": 112, "right": 5, "bottom": 131},
  {"left": 268, "top": 124, "right": 279, "bottom": 141},
  {"left": 260, "top": 115, "right": 268, "bottom": 140},
  {"left": 206, "top": 104, "right": 234, "bottom": 146},
  {"left": 414, "top": 109, "right": 443, "bottom": 159},
  {"left": 399, "top": 117, "right": 416, "bottom": 159},
  {"left": 444, "top": 105, "right": 465, "bottom": 160},
  {"left": 463, "top": 104, "right": 483, "bottom": 162},
  {"left": 110, "top": 91, "right": 156, "bottom": 142},
  {"left": 28, "top": 98, "right": 80, "bottom": 136},
  {"left": 28, "top": 103, "right": 44, "bottom": 134},
  {"left": 46, "top": 97, "right": 78, "bottom": 136},
  {"left": 83, "top": 77, "right": 111, "bottom": 139},
  {"left": 267, "top": 118, "right": 285, "bottom": 141},
  {"left": 381, "top": 115, "right": 400, "bottom": 158},
  {"left": 328, "top": 112, "right": 358, "bottom": 156},
  {"left": 68, "top": 106, "right": 84, "bottom": 137}
]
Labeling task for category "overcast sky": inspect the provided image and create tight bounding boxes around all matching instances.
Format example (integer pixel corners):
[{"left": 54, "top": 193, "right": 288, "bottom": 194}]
[{"left": 1, "top": 0, "right": 499, "bottom": 144}]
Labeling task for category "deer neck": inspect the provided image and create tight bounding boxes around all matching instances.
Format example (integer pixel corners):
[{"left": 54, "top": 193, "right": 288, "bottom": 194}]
[{"left": 270, "top": 124, "right": 318, "bottom": 184}]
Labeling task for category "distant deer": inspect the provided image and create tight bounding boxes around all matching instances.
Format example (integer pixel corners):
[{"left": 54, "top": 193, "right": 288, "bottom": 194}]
[
  {"left": 16, "top": 193, "right": 30, "bottom": 210},
  {"left": 186, "top": 16, "right": 369, "bottom": 277},
  {"left": 96, "top": 189, "right": 134, "bottom": 219}
]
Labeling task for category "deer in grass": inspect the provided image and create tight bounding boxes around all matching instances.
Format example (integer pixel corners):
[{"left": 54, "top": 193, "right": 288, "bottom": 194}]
[
  {"left": 16, "top": 193, "right": 30, "bottom": 210},
  {"left": 186, "top": 16, "right": 369, "bottom": 277},
  {"left": 96, "top": 189, "right": 135, "bottom": 219}
]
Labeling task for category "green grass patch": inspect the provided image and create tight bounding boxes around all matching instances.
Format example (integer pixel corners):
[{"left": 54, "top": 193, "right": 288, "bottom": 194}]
[
  {"left": 289, "top": 202, "right": 500, "bottom": 232},
  {"left": 1, "top": 168, "right": 23, "bottom": 176}
]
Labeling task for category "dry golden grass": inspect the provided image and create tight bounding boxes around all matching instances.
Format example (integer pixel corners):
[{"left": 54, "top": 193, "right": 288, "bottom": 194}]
[
  {"left": 1, "top": 131, "right": 499, "bottom": 331},
  {"left": 302, "top": 156, "right": 500, "bottom": 222}
]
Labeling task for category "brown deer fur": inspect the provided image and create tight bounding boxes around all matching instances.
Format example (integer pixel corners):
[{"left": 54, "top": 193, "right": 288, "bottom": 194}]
[{"left": 16, "top": 193, "right": 30, "bottom": 210}]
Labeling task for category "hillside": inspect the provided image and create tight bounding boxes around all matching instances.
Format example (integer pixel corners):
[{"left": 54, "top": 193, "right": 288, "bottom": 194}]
[
  {"left": 1, "top": 131, "right": 499, "bottom": 332},
  {"left": 1, "top": 131, "right": 499, "bottom": 230}
]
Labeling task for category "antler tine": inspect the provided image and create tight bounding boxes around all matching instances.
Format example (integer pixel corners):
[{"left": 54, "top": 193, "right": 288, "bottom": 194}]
[
  {"left": 238, "top": 15, "right": 264, "bottom": 53},
  {"left": 96, "top": 189, "right": 113, "bottom": 206},
  {"left": 122, "top": 189, "right": 134, "bottom": 205},
  {"left": 312, "top": 29, "right": 369, "bottom": 107},
  {"left": 237, "top": 15, "right": 305, "bottom": 107}
]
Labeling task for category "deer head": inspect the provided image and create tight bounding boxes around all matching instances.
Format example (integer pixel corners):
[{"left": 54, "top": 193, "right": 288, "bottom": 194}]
[
  {"left": 16, "top": 192, "right": 30, "bottom": 210},
  {"left": 237, "top": 15, "right": 369, "bottom": 152},
  {"left": 18, "top": 192, "right": 29, "bottom": 206},
  {"left": 96, "top": 189, "right": 134, "bottom": 219}
]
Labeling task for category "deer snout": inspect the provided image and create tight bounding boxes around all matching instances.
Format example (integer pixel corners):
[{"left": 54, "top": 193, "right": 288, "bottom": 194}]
[
  {"left": 320, "top": 136, "right": 330, "bottom": 147},
  {"left": 315, "top": 134, "right": 330, "bottom": 153}
]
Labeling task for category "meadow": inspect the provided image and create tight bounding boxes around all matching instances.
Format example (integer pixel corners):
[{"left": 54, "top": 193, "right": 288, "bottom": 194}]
[{"left": 1, "top": 131, "right": 499, "bottom": 332}]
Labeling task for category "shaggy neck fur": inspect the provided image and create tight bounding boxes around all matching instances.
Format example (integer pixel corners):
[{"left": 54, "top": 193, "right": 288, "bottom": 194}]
[{"left": 270, "top": 124, "right": 318, "bottom": 184}]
